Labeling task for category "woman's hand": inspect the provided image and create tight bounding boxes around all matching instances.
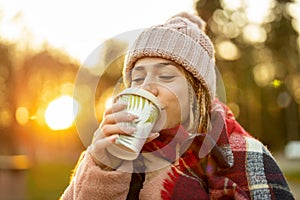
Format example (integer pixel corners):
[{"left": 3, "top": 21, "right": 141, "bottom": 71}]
[
  {"left": 87, "top": 103, "right": 138, "bottom": 167},
  {"left": 88, "top": 102, "right": 160, "bottom": 168},
  {"left": 93, "top": 103, "right": 138, "bottom": 142}
]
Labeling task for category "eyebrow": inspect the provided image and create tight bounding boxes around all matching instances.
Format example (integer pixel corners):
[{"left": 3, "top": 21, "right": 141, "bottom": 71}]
[{"left": 133, "top": 62, "right": 179, "bottom": 71}]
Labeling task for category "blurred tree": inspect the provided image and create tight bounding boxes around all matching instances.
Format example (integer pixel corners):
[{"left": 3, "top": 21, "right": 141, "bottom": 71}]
[
  {"left": 195, "top": 0, "right": 300, "bottom": 150},
  {"left": 13, "top": 48, "right": 83, "bottom": 160},
  {"left": 0, "top": 42, "right": 16, "bottom": 155},
  {"left": 15, "top": 50, "right": 78, "bottom": 113}
]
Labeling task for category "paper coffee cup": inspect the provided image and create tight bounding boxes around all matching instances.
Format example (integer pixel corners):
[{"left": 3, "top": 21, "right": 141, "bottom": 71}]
[{"left": 106, "top": 88, "right": 161, "bottom": 160}]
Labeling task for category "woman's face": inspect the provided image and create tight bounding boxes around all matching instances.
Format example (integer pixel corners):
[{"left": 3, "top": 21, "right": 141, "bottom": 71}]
[{"left": 130, "top": 57, "right": 190, "bottom": 130}]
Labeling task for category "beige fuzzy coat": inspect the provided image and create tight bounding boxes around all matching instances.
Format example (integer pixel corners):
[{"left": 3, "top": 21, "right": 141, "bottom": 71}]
[{"left": 61, "top": 151, "right": 173, "bottom": 200}]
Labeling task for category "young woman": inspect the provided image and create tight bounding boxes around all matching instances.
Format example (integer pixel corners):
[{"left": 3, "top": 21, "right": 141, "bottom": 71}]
[{"left": 61, "top": 12, "right": 294, "bottom": 199}]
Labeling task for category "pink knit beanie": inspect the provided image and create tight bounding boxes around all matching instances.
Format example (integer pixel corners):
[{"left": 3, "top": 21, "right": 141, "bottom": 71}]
[{"left": 124, "top": 12, "right": 217, "bottom": 101}]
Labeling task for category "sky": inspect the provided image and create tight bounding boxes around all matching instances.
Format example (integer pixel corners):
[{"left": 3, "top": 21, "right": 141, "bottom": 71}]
[{"left": 0, "top": 0, "right": 194, "bottom": 63}]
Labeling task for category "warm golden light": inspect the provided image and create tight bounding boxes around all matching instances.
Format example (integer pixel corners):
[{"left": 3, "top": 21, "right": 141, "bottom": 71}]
[
  {"left": 221, "top": 0, "right": 242, "bottom": 11},
  {"left": 44, "top": 96, "right": 79, "bottom": 130},
  {"left": 243, "top": 24, "right": 267, "bottom": 43},
  {"left": 0, "top": 0, "right": 194, "bottom": 63},
  {"left": 294, "top": 88, "right": 300, "bottom": 104},
  {"left": 221, "top": 0, "right": 274, "bottom": 24},
  {"left": 105, "top": 97, "right": 113, "bottom": 109},
  {"left": 216, "top": 40, "right": 240, "bottom": 60},
  {"left": 16, "top": 107, "right": 29, "bottom": 125},
  {"left": 244, "top": 0, "right": 274, "bottom": 24},
  {"left": 287, "top": 2, "right": 300, "bottom": 34},
  {"left": 0, "top": 108, "right": 12, "bottom": 127},
  {"left": 272, "top": 79, "right": 282, "bottom": 88},
  {"left": 253, "top": 63, "right": 275, "bottom": 87}
]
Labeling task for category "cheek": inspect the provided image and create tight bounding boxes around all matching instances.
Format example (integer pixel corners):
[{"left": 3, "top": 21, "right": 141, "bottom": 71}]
[
  {"left": 160, "top": 82, "right": 190, "bottom": 127},
  {"left": 174, "top": 80, "right": 190, "bottom": 113},
  {"left": 177, "top": 88, "right": 190, "bottom": 121}
]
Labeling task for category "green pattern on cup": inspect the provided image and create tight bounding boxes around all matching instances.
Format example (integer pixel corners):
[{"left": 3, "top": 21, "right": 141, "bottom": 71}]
[
  {"left": 106, "top": 88, "right": 161, "bottom": 160},
  {"left": 125, "top": 94, "right": 159, "bottom": 124}
]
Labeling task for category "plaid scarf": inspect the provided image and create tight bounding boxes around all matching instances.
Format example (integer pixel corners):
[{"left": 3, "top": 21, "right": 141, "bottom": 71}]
[{"left": 142, "top": 100, "right": 294, "bottom": 200}]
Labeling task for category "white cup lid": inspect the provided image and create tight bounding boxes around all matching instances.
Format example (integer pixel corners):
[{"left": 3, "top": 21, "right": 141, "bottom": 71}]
[{"left": 114, "top": 88, "right": 161, "bottom": 111}]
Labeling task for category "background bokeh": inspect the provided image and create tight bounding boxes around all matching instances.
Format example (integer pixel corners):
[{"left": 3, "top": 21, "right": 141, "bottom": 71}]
[{"left": 0, "top": 0, "right": 299, "bottom": 199}]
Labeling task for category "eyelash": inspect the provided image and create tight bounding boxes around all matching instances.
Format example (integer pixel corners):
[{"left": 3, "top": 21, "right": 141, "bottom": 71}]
[
  {"left": 159, "top": 76, "right": 175, "bottom": 80},
  {"left": 131, "top": 76, "right": 175, "bottom": 84},
  {"left": 132, "top": 78, "right": 144, "bottom": 83}
]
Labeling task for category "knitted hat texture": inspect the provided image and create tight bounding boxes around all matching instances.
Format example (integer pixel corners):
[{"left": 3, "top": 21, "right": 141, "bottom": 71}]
[{"left": 124, "top": 12, "right": 216, "bottom": 100}]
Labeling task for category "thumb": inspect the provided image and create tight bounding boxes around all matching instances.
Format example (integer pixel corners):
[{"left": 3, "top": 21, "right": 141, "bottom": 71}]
[
  {"left": 90, "top": 134, "right": 118, "bottom": 153},
  {"left": 87, "top": 134, "right": 119, "bottom": 167}
]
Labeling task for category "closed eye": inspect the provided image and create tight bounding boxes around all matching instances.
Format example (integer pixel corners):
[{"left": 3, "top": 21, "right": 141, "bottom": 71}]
[
  {"left": 131, "top": 77, "right": 144, "bottom": 84},
  {"left": 159, "top": 75, "right": 175, "bottom": 80}
]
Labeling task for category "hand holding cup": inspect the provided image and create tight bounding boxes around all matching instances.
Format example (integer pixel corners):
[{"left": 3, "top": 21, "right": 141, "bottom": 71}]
[{"left": 106, "top": 88, "right": 161, "bottom": 160}]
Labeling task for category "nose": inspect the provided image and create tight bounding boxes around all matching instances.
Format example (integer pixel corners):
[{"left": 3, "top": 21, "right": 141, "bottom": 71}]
[{"left": 141, "top": 83, "right": 159, "bottom": 96}]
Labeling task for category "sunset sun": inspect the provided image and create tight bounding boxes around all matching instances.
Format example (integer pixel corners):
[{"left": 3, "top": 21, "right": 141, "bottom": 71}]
[{"left": 44, "top": 96, "right": 79, "bottom": 130}]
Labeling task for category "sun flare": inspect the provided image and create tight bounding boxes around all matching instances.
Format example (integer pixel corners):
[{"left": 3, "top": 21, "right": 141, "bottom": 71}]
[{"left": 44, "top": 96, "right": 79, "bottom": 130}]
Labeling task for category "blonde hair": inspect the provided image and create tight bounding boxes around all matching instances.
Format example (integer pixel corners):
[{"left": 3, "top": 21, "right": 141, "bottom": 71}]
[{"left": 184, "top": 71, "right": 211, "bottom": 134}]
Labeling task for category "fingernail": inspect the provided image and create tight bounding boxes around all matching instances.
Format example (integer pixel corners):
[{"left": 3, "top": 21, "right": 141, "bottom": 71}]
[{"left": 110, "top": 135, "right": 119, "bottom": 143}]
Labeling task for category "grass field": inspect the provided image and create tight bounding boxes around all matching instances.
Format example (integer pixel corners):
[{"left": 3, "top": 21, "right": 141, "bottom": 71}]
[{"left": 25, "top": 162, "right": 74, "bottom": 200}]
